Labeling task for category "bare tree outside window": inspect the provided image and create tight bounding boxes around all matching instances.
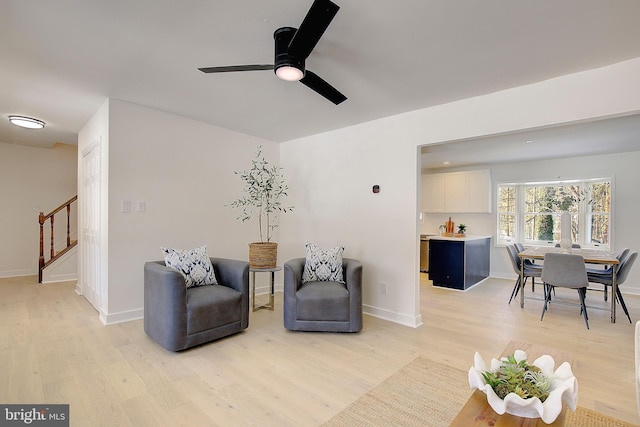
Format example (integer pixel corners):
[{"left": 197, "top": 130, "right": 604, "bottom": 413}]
[
  {"left": 497, "top": 179, "right": 610, "bottom": 248},
  {"left": 497, "top": 186, "right": 516, "bottom": 241}
]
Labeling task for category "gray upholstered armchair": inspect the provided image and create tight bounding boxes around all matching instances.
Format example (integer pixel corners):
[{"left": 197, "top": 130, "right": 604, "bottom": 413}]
[
  {"left": 284, "top": 257, "right": 363, "bottom": 332},
  {"left": 144, "top": 257, "right": 249, "bottom": 351}
]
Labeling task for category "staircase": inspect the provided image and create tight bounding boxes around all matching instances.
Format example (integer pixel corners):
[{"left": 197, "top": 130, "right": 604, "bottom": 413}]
[{"left": 38, "top": 195, "right": 78, "bottom": 283}]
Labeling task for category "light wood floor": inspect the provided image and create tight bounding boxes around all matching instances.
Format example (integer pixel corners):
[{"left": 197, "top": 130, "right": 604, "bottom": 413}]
[{"left": 1, "top": 274, "right": 639, "bottom": 426}]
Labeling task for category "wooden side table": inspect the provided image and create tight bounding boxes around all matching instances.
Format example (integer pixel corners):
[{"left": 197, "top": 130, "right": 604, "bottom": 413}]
[
  {"left": 450, "top": 341, "right": 574, "bottom": 427},
  {"left": 250, "top": 266, "right": 281, "bottom": 312}
]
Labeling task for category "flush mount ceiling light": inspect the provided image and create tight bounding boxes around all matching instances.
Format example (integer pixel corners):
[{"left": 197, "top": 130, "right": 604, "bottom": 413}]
[{"left": 9, "top": 115, "right": 45, "bottom": 129}]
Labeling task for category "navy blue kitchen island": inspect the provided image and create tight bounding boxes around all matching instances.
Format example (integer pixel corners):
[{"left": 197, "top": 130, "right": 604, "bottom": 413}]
[{"left": 428, "top": 235, "right": 491, "bottom": 290}]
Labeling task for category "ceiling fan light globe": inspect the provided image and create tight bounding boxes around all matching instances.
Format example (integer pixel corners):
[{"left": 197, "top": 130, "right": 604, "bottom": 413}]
[{"left": 276, "top": 66, "right": 304, "bottom": 81}]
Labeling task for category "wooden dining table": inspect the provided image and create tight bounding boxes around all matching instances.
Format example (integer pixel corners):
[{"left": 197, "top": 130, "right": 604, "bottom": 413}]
[{"left": 517, "top": 246, "right": 620, "bottom": 323}]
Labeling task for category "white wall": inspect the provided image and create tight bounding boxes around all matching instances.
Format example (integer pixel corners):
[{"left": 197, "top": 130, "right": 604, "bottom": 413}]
[
  {"left": 422, "top": 150, "right": 640, "bottom": 294},
  {"left": 280, "top": 133, "right": 421, "bottom": 326},
  {"left": 0, "top": 142, "right": 77, "bottom": 277},
  {"left": 100, "top": 99, "right": 276, "bottom": 323},
  {"left": 280, "top": 57, "right": 640, "bottom": 327}
]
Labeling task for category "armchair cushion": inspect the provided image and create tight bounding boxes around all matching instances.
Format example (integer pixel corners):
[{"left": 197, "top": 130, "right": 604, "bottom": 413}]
[
  {"left": 161, "top": 245, "right": 218, "bottom": 288},
  {"left": 186, "top": 284, "right": 242, "bottom": 335},
  {"left": 302, "top": 242, "right": 345, "bottom": 283},
  {"left": 296, "top": 281, "right": 350, "bottom": 321}
]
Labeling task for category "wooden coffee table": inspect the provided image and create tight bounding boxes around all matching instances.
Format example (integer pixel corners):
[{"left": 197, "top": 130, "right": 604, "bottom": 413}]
[{"left": 450, "top": 341, "right": 574, "bottom": 427}]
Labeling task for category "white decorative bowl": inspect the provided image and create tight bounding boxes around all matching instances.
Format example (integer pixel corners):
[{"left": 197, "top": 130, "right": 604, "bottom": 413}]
[{"left": 468, "top": 350, "right": 578, "bottom": 424}]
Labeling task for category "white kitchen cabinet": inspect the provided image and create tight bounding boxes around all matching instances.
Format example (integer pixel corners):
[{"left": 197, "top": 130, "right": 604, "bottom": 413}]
[
  {"left": 421, "top": 173, "right": 445, "bottom": 212},
  {"left": 421, "top": 170, "right": 491, "bottom": 213},
  {"left": 444, "top": 172, "right": 467, "bottom": 212},
  {"left": 466, "top": 170, "right": 492, "bottom": 212}
]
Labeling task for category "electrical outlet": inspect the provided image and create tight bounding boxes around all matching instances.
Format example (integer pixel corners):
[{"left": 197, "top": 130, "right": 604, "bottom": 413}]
[{"left": 380, "top": 283, "right": 387, "bottom": 295}]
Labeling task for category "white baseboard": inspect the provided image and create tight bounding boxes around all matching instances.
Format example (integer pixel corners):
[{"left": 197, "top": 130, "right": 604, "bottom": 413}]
[
  {"left": 492, "top": 272, "right": 517, "bottom": 280},
  {"left": 253, "top": 283, "right": 283, "bottom": 295},
  {"left": 41, "top": 273, "right": 78, "bottom": 283},
  {"left": 363, "top": 304, "right": 423, "bottom": 328},
  {"left": 0, "top": 269, "right": 35, "bottom": 278},
  {"left": 100, "top": 308, "right": 144, "bottom": 325}
]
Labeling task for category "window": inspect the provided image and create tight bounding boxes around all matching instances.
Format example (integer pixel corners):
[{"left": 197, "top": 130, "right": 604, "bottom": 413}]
[
  {"left": 497, "top": 179, "right": 611, "bottom": 248},
  {"left": 497, "top": 185, "right": 516, "bottom": 242}
]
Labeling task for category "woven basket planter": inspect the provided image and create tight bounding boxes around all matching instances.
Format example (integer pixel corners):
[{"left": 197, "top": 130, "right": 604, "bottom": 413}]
[{"left": 248, "top": 242, "right": 278, "bottom": 269}]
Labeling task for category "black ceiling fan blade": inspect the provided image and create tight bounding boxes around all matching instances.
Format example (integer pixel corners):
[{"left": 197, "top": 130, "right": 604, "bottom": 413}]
[
  {"left": 288, "top": 0, "right": 339, "bottom": 60},
  {"left": 198, "top": 64, "right": 273, "bottom": 73},
  {"left": 300, "top": 70, "right": 346, "bottom": 104}
]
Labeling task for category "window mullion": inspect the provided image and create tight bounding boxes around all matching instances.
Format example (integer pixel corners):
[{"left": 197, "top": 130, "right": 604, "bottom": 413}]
[{"left": 517, "top": 185, "right": 525, "bottom": 243}]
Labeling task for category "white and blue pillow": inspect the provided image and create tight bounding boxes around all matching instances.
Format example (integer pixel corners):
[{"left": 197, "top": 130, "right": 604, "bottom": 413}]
[
  {"left": 302, "top": 242, "right": 345, "bottom": 284},
  {"left": 161, "top": 245, "right": 218, "bottom": 288}
]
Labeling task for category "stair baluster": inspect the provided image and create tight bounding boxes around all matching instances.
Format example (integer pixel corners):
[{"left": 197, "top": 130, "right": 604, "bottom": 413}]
[{"left": 38, "top": 195, "right": 78, "bottom": 283}]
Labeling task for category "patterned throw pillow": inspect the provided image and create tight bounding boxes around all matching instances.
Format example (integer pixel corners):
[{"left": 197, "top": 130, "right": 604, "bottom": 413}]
[
  {"left": 161, "top": 245, "right": 218, "bottom": 288},
  {"left": 302, "top": 242, "right": 345, "bottom": 284}
]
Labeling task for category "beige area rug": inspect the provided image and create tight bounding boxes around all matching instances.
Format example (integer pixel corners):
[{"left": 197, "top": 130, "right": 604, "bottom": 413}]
[{"left": 323, "top": 357, "right": 638, "bottom": 427}]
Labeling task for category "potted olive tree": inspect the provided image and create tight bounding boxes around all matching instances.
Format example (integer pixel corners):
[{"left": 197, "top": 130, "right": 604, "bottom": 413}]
[{"left": 229, "top": 146, "right": 293, "bottom": 268}]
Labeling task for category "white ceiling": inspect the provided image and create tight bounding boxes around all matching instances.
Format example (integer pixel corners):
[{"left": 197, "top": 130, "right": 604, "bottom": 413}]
[
  {"left": 3, "top": 0, "right": 640, "bottom": 166},
  {"left": 420, "top": 113, "right": 640, "bottom": 170}
]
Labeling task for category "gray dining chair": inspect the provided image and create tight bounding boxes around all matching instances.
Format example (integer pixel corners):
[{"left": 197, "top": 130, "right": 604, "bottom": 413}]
[
  {"left": 554, "top": 243, "right": 581, "bottom": 248},
  {"left": 541, "top": 253, "right": 590, "bottom": 329},
  {"left": 585, "top": 248, "right": 630, "bottom": 302},
  {"left": 514, "top": 242, "right": 541, "bottom": 292},
  {"left": 506, "top": 244, "right": 542, "bottom": 304},
  {"left": 587, "top": 251, "right": 637, "bottom": 324}
]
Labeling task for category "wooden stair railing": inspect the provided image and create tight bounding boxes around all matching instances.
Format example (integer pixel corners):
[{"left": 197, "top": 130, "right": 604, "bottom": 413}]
[{"left": 38, "top": 195, "right": 78, "bottom": 283}]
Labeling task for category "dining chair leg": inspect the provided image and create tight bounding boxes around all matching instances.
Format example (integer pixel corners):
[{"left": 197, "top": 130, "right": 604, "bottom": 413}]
[
  {"left": 578, "top": 287, "right": 590, "bottom": 330},
  {"left": 508, "top": 276, "right": 521, "bottom": 304},
  {"left": 542, "top": 280, "right": 555, "bottom": 302},
  {"left": 540, "top": 284, "right": 552, "bottom": 321},
  {"left": 615, "top": 287, "right": 632, "bottom": 323}
]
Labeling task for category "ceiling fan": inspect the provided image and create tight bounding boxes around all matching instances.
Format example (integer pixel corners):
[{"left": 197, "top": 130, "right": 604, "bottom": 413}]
[{"left": 198, "top": 0, "right": 346, "bottom": 105}]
